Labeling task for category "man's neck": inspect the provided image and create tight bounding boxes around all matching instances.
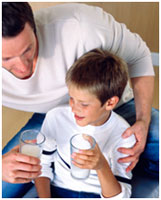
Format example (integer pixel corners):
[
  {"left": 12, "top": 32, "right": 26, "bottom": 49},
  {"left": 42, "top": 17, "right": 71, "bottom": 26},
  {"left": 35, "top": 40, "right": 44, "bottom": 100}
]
[{"left": 32, "top": 36, "right": 39, "bottom": 74}]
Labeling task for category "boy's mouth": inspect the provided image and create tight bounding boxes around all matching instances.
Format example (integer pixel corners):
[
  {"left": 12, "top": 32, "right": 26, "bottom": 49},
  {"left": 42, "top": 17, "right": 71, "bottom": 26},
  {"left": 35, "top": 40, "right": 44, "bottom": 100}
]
[{"left": 74, "top": 114, "right": 85, "bottom": 121}]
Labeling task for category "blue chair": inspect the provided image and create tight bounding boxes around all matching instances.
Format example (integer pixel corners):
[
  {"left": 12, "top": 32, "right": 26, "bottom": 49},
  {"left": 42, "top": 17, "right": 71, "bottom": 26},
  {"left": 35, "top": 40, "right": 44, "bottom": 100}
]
[{"left": 131, "top": 170, "right": 159, "bottom": 198}]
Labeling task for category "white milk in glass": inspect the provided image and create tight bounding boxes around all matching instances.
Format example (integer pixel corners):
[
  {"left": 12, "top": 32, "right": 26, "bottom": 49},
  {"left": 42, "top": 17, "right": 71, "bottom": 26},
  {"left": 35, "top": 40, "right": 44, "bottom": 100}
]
[
  {"left": 71, "top": 134, "right": 92, "bottom": 180},
  {"left": 21, "top": 144, "right": 41, "bottom": 158}
]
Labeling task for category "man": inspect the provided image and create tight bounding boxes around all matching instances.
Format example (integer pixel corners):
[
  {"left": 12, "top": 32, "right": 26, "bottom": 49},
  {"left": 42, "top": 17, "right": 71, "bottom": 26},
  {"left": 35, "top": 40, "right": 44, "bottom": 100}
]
[{"left": 2, "top": 2, "right": 158, "bottom": 198}]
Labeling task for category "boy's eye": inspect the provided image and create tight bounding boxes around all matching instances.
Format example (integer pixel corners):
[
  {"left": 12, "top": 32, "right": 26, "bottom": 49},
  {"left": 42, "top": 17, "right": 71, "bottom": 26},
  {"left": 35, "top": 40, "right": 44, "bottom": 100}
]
[{"left": 81, "top": 104, "right": 89, "bottom": 107}]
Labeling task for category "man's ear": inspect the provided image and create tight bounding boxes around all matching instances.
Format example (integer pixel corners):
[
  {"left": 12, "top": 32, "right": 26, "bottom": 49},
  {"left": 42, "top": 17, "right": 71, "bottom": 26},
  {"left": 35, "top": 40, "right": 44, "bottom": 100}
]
[{"left": 105, "top": 96, "right": 119, "bottom": 110}]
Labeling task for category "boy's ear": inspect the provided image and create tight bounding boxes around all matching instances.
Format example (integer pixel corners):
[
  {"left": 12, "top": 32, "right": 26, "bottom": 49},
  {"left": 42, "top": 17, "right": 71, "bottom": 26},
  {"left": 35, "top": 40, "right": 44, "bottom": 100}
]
[{"left": 105, "top": 96, "right": 119, "bottom": 110}]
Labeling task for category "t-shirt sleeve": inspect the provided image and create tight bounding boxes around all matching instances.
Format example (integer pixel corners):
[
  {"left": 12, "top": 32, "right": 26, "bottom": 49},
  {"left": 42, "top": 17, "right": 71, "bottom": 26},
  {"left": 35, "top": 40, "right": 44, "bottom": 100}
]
[
  {"left": 39, "top": 113, "right": 57, "bottom": 181},
  {"left": 108, "top": 133, "right": 136, "bottom": 198}
]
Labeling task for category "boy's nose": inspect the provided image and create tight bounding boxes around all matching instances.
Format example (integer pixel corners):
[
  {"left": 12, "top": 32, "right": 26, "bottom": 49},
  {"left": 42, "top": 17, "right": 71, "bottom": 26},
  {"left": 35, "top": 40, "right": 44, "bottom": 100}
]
[
  {"left": 71, "top": 103, "right": 81, "bottom": 114},
  {"left": 71, "top": 104, "right": 78, "bottom": 113}
]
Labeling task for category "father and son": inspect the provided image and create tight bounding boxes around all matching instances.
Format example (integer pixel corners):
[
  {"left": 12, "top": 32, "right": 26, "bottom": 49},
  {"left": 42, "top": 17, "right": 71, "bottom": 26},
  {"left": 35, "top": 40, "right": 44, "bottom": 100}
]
[{"left": 2, "top": 2, "right": 159, "bottom": 198}]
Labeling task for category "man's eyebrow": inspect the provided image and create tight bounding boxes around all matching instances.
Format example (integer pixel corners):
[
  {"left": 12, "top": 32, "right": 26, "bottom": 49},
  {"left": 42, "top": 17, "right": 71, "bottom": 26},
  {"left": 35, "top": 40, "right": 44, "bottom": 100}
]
[
  {"left": 2, "top": 56, "right": 13, "bottom": 61},
  {"left": 2, "top": 44, "right": 32, "bottom": 61},
  {"left": 21, "top": 45, "right": 32, "bottom": 56}
]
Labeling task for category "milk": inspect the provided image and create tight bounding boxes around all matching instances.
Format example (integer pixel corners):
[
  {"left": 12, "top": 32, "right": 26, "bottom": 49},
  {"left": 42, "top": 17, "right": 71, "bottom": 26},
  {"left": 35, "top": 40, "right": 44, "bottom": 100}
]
[
  {"left": 71, "top": 164, "right": 90, "bottom": 180},
  {"left": 70, "top": 134, "right": 95, "bottom": 180},
  {"left": 72, "top": 135, "right": 91, "bottom": 150},
  {"left": 20, "top": 144, "right": 41, "bottom": 158}
]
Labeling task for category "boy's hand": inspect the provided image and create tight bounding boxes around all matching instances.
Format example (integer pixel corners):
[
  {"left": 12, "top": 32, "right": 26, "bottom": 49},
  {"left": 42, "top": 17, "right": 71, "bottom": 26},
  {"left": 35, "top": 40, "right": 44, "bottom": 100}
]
[{"left": 71, "top": 140, "right": 105, "bottom": 170}]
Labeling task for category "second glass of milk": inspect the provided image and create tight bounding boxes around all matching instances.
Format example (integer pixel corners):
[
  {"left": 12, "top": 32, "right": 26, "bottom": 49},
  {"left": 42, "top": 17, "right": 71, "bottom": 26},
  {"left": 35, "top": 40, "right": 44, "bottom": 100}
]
[{"left": 19, "top": 129, "right": 45, "bottom": 158}]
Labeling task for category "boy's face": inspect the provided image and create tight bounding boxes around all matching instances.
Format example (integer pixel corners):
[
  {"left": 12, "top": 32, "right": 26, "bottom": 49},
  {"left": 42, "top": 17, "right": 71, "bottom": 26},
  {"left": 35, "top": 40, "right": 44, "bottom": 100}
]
[{"left": 68, "top": 85, "right": 110, "bottom": 127}]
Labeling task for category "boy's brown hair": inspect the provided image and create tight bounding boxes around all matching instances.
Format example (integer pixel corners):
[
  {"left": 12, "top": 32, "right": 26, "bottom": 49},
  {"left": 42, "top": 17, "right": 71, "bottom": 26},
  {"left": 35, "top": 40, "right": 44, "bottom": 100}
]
[{"left": 66, "top": 48, "right": 128, "bottom": 106}]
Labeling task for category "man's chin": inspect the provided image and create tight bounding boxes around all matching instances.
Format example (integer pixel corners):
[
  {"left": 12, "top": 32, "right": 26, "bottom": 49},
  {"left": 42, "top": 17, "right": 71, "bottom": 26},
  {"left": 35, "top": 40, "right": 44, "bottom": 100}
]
[
  {"left": 22, "top": 74, "right": 32, "bottom": 79},
  {"left": 12, "top": 72, "right": 32, "bottom": 79}
]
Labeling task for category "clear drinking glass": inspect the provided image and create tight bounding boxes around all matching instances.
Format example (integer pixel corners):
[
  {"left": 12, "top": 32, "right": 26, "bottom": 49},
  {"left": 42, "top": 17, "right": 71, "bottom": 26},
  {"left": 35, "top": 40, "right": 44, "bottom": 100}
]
[
  {"left": 19, "top": 129, "right": 45, "bottom": 158},
  {"left": 70, "top": 133, "right": 96, "bottom": 180}
]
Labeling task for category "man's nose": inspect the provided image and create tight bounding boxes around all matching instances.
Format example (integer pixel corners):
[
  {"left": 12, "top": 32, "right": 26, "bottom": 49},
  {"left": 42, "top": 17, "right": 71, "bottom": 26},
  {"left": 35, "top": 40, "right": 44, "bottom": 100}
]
[{"left": 16, "top": 56, "right": 28, "bottom": 71}]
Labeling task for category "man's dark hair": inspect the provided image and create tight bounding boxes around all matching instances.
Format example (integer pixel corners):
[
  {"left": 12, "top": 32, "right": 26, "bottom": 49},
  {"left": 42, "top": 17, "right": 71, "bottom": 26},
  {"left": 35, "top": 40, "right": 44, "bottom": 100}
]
[{"left": 2, "top": 2, "right": 36, "bottom": 37}]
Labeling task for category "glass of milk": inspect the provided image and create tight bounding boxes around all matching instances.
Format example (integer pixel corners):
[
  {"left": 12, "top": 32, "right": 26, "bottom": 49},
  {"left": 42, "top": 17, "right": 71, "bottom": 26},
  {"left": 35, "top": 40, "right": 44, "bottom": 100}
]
[
  {"left": 70, "top": 134, "right": 96, "bottom": 180},
  {"left": 20, "top": 129, "right": 45, "bottom": 158}
]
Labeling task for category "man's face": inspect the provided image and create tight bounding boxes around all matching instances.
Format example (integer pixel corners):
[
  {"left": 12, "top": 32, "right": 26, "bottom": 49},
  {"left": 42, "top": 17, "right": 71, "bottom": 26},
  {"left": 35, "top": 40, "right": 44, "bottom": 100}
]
[
  {"left": 68, "top": 85, "right": 109, "bottom": 127},
  {"left": 2, "top": 23, "right": 38, "bottom": 79}
]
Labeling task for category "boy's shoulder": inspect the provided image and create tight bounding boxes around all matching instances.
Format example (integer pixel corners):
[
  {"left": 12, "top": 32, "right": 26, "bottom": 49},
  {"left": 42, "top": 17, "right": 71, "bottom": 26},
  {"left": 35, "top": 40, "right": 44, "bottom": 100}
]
[
  {"left": 111, "top": 111, "right": 130, "bottom": 129},
  {"left": 110, "top": 111, "right": 136, "bottom": 147}
]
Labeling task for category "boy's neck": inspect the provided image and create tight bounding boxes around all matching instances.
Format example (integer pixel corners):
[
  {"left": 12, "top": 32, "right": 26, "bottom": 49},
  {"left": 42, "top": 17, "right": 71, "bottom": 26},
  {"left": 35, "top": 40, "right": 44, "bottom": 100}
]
[
  {"left": 101, "top": 111, "right": 112, "bottom": 125},
  {"left": 91, "top": 111, "right": 112, "bottom": 127}
]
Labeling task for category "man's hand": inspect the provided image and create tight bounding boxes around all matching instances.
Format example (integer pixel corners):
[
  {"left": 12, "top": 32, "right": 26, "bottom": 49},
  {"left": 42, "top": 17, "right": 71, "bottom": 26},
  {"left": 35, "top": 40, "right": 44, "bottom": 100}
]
[
  {"left": 2, "top": 145, "right": 42, "bottom": 183},
  {"left": 117, "top": 120, "right": 149, "bottom": 172}
]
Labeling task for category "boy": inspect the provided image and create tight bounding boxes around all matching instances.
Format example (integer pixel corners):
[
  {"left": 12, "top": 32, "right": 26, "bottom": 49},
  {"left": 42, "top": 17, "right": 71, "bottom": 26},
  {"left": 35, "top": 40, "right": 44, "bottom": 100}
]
[{"left": 35, "top": 49, "right": 136, "bottom": 198}]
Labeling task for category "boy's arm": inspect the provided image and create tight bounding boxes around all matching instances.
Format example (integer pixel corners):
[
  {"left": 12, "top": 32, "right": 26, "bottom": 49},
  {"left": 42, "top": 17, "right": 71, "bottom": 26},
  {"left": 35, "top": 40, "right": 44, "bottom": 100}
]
[
  {"left": 35, "top": 112, "right": 57, "bottom": 198},
  {"left": 35, "top": 177, "right": 51, "bottom": 198},
  {"left": 96, "top": 156, "right": 121, "bottom": 197},
  {"left": 72, "top": 143, "right": 122, "bottom": 197}
]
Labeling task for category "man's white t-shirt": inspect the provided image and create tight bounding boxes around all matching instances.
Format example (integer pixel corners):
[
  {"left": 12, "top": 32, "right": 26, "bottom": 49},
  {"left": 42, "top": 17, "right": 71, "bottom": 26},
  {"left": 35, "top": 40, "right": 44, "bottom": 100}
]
[{"left": 2, "top": 3, "right": 154, "bottom": 113}]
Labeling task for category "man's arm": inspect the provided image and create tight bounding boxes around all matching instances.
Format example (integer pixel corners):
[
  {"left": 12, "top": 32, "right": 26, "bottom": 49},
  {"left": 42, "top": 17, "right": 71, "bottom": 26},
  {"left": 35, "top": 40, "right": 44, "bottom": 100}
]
[
  {"left": 132, "top": 76, "right": 154, "bottom": 127},
  {"left": 118, "top": 76, "right": 154, "bottom": 172}
]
